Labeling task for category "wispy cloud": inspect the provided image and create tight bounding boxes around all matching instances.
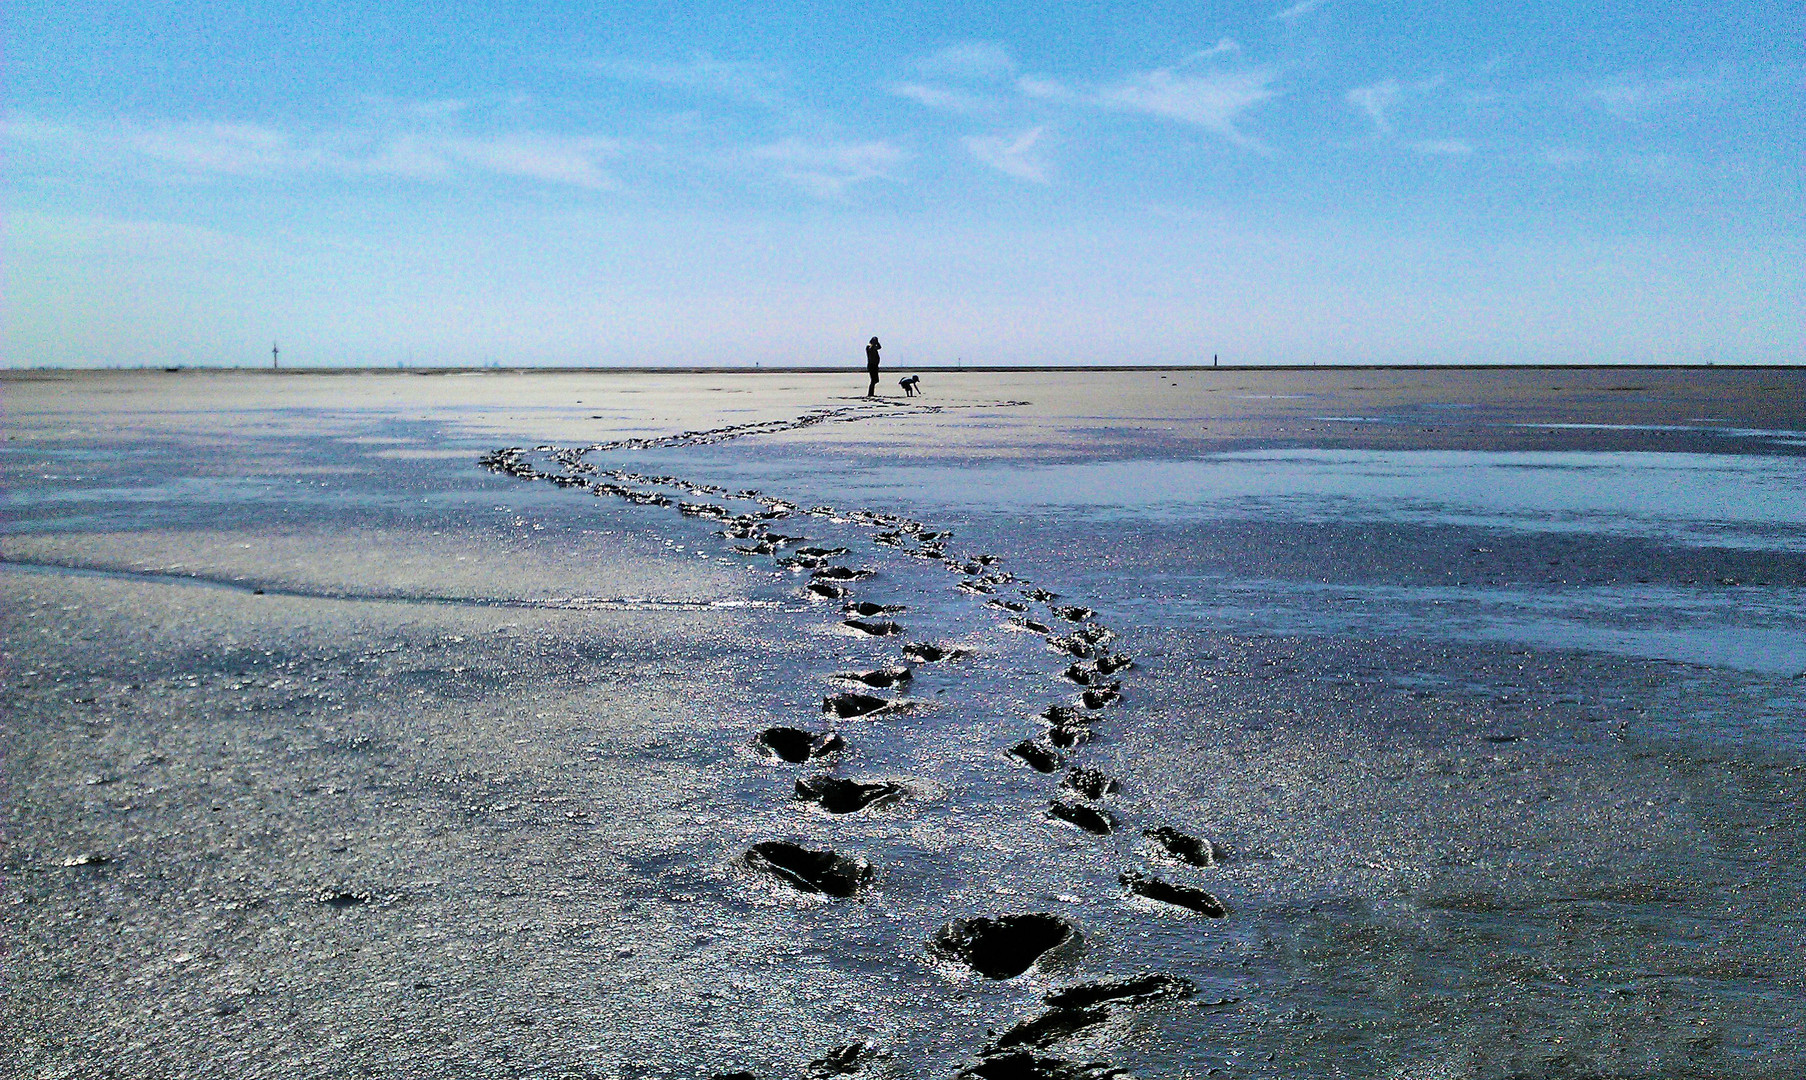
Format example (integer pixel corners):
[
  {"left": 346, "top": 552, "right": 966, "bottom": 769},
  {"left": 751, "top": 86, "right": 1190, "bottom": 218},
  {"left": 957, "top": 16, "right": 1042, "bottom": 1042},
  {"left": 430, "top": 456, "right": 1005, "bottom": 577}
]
[
  {"left": 1347, "top": 80, "right": 1402, "bottom": 132},
  {"left": 889, "top": 82, "right": 993, "bottom": 114},
  {"left": 1590, "top": 75, "right": 1717, "bottom": 117},
  {"left": 1409, "top": 139, "right": 1473, "bottom": 156},
  {"left": 1096, "top": 68, "right": 1280, "bottom": 147},
  {"left": 750, "top": 137, "right": 906, "bottom": 197},
  {"left": 1180, "top": 39, "right": 1242, "bottom": 64},
  {"left": 918, "top": 42, "right": 1016, "bottom": 82},
  {"left": 1273, "top": 0, "right": 1328, "bottom": 22},
  {"left": 1347, "top": 76, "right": 1442, "bottom": 133},
  {"left": 591, "top": 54, "right": 785, "bottom": 105},
  {"left": 437, "top": 133, "right": 620, "bottom": 188},
  {"left": 7, "top": 113, "right": 623, "bottom": 189},
  {"left": 125, "top": 121, "right": 304, "bottom": 175},
  {"left": 963, "top": 127, "right": 1051, "bottom": 183}
]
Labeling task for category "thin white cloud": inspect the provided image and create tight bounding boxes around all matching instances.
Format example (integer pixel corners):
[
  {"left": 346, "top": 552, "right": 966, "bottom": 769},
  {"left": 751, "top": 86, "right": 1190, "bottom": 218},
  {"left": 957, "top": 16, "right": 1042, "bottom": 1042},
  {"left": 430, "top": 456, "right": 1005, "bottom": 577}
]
[
  {"left": 1181, "top": 39, "right": 1242, "bottom": 64},
  {"left": 1347, "top": 75, "right": 1444, "bottom": 133},
  {"left": 1409, "top": 139, "right": 1473, "bottom": 156},
  {"left": 919, "top": 42, "right": 1016, "bottom": 82},
  {"left": 963, "top": 127, "right": 1051, "bottom": 184},
  {"left": 1273, "top": 0, "right": 1328, "bottom": 22},
  {"left": 592, "top": 54, "right": 784, "bottom": 104},
  {"left": 7, "top": 113, "right": 622, "bottom": 189},
  {"left": 1015, "top": 75, "right": 1082, "bottom": 105},
  {"left": 1590, "top": 75, "right": 1716, "bottom": 117},
  {"left": 1347, "top": 79, "right": 1403, "bottom": 132},
  {"left": 438, "top": 133, "right": 619, "bottom": 188},
  {"left": 889, "top": 82, "right": 991, "bottom": 114},
  {"left": 1098, "top": 68, "right": 1280, "bottom": 146},
  {"left": 751, "top": 137, "right": 906, "bottom": 197},
  {"left": 126, "top": 121, "right": 304, "bottom": 175}
]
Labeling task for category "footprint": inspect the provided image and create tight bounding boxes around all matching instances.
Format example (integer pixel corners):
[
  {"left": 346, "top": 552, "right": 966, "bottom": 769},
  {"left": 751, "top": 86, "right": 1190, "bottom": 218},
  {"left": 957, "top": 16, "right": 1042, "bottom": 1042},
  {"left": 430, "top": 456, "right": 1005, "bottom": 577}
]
[
  {"left": 1008, "top": 740, "right": 1065, "bottom": 773},
  {"left": 822, "top": 692, "right": 894, "bottom": 719},
  {"left": 844, "top": 601, "right": 905, "bottom": 616},
  {"left": 754, "top": 727, "right": 845, "bottom": 763},
  {"left": 1143, "top": 826, "right": 1225, "bottom": 868},
  {"left": 746, "top": 841, "right": 872, "bottom": 898},
  {"left": 1062, "top": 768, "right": 1119, "bottom": 800},
  {"left": 1048, "top": 800, "right": 1116, "bottom": 835},
  {"left": 927, "top": 913, "right": 1080, "bottom": 980},
  {"left": 1119, "top": 871, "right": 1227, "bottom": 917},
  {"left": 904, "top": 642, "right": 969, "bottom": 663},
  {"left": 1044, "top": 973, "right": 1195, "bottom": 1009},
  {"left": 834, "top": 668, "right": 913, "bottom": 689},
  {"left": 1080, "top": 686, "right": 1121, "bottom": 709},
  {"left": 843, "top": 618, "right": 904, "bottom": 636},
  {"left": 813, "top": 567, "right": 875, "bottom": 581},
  {"left": 795, "top": 775, "right": 906, "bottom": 814}
]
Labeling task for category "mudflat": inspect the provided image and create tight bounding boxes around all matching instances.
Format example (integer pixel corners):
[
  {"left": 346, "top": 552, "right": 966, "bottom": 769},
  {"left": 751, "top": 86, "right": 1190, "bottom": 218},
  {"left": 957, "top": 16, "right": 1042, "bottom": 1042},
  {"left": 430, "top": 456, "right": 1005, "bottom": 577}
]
[{"left": 5, "top": 366, "right": 1803, "bottom": 1079}]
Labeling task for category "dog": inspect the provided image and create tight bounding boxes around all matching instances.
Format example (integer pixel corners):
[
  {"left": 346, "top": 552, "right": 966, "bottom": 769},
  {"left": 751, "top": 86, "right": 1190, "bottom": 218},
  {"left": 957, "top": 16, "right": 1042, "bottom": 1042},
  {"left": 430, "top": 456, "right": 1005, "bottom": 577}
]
[{"left": 899, "top": 375, "right": 921, "bottom": 397}]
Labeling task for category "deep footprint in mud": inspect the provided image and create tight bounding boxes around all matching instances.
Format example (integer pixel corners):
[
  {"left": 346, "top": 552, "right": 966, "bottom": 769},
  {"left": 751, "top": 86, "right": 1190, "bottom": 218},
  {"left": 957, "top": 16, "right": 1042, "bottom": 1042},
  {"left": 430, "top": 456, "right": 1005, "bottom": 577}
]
[
  {"left": 1048, "top": 800, "right": 1116, "bottom": 835},
  {"left": 822, "top": 692, "right": 896, "bottom": 719},
  {"left": 795, "top": 775, "right": 907, "bottom": 814},
  {"left": 754, "top": 727, "right": 845, "bottom": 763},
  {"left": 746, "top": 842, "right": 873, "bottom": 898},
  {"left": 1119, "top": 872, "right": 1228, "bottom": 917},
  {"left": 1143, "top": 826, "right": 1225, "bottom": 868},
  {"left": 927, "top": 913, "right": 1080, "bottom": 980}
]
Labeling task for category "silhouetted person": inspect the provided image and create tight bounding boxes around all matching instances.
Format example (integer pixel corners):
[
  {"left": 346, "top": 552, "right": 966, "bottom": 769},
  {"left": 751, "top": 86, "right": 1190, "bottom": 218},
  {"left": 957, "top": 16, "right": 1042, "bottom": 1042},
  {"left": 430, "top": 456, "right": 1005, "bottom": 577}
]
[{"left": 865, "top": 337, "right": 881, "bottom": 396}]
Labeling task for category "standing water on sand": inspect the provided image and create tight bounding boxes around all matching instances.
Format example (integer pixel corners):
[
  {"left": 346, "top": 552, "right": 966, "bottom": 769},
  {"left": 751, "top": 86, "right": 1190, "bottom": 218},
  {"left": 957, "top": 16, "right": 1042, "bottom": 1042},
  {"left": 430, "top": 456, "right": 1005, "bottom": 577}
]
[{"left": 4, "top": 369, "right": 1803, "bottom": 1079}]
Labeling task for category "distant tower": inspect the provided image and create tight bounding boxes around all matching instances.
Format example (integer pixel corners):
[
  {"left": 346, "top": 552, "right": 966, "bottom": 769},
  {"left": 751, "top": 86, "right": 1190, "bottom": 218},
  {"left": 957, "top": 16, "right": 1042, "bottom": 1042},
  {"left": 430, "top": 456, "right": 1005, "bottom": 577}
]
[{"left": 272, "top": 342, "right": 280, "bottom": 370}]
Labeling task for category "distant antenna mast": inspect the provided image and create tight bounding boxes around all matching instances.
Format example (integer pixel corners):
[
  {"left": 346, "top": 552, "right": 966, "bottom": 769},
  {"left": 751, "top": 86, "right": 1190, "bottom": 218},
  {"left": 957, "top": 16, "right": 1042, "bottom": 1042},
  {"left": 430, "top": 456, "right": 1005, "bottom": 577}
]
[{"left": 272, "top": 342, "right": 280, "bottom": 370}]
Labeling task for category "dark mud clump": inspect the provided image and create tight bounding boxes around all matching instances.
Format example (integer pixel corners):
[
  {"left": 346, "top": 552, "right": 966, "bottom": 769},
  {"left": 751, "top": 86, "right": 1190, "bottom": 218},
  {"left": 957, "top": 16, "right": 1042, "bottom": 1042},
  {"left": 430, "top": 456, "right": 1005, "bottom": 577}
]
[
  {"left": 1053, "top": 606, "right": 1094, "bottom": 623},
  {"left": 1008, "top": 740, "right": 1065, "bottom": 773},
  {"left": 989, "top": 599, "right": 1029, "bottom": 613},
  {"left": 1062, "top": 768, "right": 1119, "bottom": 800},
  {"left": 1143, "top": 826, "right": 1223, "bottom": 867},
  {"left": 1044, "top": 973, "right": 1196, "bottom": 1009},
  {"left": 754, "top": 727, "right": 845, "bottom": 763},
  {"left": 1048, "top": 800, "right": 1116, "bottom": 835},
  {"left": 843, "top": 618, "right": 904, "bottom": 636},
  {"left": 1119, "top": 871, "right": 1227, "bottom": 917},
  {"left": 746, "top": 841, "right": 872, "bottom": 898},
  {"left": 808, "top": 582, "right": 850, "bottom": 599},
  {"left": 958, "top": 1052, "right": 1125, "bottom": 1080},
  {"left": 836, "top": 668, "right": 912, "bottom": 689},
  {"left": 988, "top": 1006, "right": 1109, "bottom": 1051},
  {"left": 927, "top": 913, "right": 1080, "bottom": 979},
  {"left": 795, "top": 775, "right": 906, "bottom": 814},
  {"left": 903, "top": 642, "right": 969, "bottom": 663},
  {"left": 823, "top": 692, "right": 892, "bottom": 719},
  {"left": 1094, "top": 654, "right": 1133, "bottom": 676},
  {"left": 317, "top": 889, "right": 371, "bottom": 908}
]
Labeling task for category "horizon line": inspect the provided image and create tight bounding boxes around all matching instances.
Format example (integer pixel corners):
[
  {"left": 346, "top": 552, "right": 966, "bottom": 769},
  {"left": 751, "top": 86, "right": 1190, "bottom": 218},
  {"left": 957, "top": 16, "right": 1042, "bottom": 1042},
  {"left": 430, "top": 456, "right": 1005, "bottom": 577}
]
[{"left": 5, "top": 361, "right": 1802, "bottom": 377}]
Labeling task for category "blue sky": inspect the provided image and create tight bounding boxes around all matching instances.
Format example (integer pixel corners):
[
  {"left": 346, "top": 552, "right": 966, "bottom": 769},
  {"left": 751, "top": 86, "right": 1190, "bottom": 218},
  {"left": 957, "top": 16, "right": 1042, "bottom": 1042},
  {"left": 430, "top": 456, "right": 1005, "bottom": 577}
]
[{"left": 5, "top": 1, "right": 1802, "bottom": 367}]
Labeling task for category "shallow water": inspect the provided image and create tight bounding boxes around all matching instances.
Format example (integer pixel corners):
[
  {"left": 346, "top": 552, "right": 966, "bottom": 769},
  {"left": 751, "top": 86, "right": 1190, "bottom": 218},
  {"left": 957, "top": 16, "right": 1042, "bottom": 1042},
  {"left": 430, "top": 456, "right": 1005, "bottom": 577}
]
[{"left": 5, "top": 371, "right": 1804, "bottom": 1079}]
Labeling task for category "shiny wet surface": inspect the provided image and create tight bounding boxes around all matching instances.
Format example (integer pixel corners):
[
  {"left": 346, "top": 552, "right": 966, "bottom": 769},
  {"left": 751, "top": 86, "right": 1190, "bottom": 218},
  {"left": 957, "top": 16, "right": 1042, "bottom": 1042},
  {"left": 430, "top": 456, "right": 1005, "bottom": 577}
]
[{"left": 4, "top": 369, "right": 1803, "bottom": 1079}]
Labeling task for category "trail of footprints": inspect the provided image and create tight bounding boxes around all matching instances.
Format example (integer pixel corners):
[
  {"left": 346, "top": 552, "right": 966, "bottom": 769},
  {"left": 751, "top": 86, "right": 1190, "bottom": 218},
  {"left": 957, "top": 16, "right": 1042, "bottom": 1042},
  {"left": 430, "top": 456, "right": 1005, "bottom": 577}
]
[{"left": 482, "top": 423, "right": 1238, "bottom": 1079}]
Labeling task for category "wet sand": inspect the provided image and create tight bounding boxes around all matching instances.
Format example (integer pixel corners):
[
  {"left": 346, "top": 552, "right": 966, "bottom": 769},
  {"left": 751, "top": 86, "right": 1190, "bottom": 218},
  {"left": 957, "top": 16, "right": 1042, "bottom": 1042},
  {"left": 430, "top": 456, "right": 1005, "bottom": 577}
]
[{"left": 4, "top": 367, "right": 1804, "bottom": 1079}]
